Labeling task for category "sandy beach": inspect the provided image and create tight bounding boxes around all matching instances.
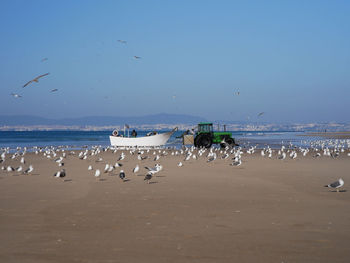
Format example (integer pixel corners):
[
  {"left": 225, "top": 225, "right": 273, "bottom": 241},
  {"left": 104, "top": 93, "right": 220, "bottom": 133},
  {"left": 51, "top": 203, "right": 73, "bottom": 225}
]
[{"left": 1, "top": 148, "right": 350, "bottom": 263}]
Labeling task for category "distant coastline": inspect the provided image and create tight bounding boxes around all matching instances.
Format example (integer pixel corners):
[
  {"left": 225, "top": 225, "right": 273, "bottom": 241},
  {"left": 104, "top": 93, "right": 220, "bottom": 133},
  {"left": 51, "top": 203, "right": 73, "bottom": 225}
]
[{"left": 1, "top": 122, "right": 349, "bottom": 132}]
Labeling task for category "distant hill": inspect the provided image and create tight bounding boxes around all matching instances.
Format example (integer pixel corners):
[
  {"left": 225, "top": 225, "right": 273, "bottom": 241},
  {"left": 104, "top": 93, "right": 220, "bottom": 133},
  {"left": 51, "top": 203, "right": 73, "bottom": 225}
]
[{"left": 0, "top": 113, "right": 207, "bottom": 126}]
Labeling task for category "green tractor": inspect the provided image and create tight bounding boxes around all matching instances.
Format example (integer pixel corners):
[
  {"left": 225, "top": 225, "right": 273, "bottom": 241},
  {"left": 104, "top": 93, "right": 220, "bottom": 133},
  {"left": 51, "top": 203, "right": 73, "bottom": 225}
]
[{"left": 194, "top": 122, "right": 237, "bottom": 148}]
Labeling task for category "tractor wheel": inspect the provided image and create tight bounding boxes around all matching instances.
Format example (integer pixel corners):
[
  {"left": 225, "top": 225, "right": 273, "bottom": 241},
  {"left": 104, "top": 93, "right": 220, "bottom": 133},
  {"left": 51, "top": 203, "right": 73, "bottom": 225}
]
[{"left": 196, "top": 134, "right": 212, "bottom": 148}]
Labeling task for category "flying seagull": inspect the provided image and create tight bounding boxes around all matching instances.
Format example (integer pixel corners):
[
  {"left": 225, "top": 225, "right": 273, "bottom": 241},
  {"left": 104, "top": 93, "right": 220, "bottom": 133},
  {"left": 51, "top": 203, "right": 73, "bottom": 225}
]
[
  {"left": 133, "top": 56, "right": 141, "bottom": 59},
  {"left": 324, "top": 178, "right": 344, "bottom": 192},
  {"left": 41, "top": 58, "right": 48, "bottom": 62},
  {"left": 51, "top": 89, "right": 58, "bottom": 92},
  {"left": 23, "top": 73, "right": 50, "bottom": 88},
  {"left": 11, "top": 93, "right": 22, "bottom": 98},
  {"left": 257, "top": 112, "right": 265, "bottom": 117},
  {"left": 117, "top": 40, "right": 127, "bottom": 44}
]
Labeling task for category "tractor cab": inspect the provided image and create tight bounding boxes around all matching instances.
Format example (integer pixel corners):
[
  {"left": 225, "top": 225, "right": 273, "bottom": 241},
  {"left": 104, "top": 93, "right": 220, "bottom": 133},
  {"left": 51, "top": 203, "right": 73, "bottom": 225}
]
[{"left": 197, "top": 122, "right": 213, "bottom": 134}]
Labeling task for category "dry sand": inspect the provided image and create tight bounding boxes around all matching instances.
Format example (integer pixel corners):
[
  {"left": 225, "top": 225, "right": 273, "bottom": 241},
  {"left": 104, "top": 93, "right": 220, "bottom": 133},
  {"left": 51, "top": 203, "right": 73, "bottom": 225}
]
[{"left": 1, "top": 149, "right": 350, "bottom": 263}]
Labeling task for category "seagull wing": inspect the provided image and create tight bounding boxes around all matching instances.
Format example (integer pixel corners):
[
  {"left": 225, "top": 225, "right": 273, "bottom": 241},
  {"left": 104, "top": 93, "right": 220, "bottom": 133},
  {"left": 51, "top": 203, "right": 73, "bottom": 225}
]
[
  {"left": 23, "top": 80, "right": 33, "bottom": 88},
  {"left": 36, "top": 72, "right": 50, "bottom": 80},
  {"left": 329, "top": 180, "right": 341, "bottom": 188}
]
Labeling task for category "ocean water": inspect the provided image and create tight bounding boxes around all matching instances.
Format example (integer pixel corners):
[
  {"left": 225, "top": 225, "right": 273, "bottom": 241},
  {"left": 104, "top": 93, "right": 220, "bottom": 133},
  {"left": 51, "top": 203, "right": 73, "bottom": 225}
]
[{"left": 0, "top": 130, "right": 325, "bottom": 150}]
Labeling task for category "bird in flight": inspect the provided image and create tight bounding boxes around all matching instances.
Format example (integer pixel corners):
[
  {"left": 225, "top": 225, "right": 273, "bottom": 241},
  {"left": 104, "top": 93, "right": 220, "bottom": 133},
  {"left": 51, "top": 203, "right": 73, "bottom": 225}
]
[
  {"left": 117, "top": 40, "right": 127, "bottom": 44},
  {"left": 11, "top": 93, "right": 22, "bottom": 98},
  {"left": 23, "top": 73, "right": 50, "bottom": 88},
  {"left": 51, "top": 89, "right": 58, "bottom": 92},
  {"left": 41, "top": 58, "right": 48, "bottom": 62},
  {"left": 133, "top": 56, "right": 141, "bottom": 59},
  {"left": 257, "top": 112, "right": 265, "bottom": 117}
]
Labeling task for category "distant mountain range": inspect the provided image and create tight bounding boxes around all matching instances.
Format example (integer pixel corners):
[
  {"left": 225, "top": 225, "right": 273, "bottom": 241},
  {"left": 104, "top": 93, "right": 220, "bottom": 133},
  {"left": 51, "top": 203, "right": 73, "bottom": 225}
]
[{"left": 0, "top": 114, "right": 207, "bottom": 126}]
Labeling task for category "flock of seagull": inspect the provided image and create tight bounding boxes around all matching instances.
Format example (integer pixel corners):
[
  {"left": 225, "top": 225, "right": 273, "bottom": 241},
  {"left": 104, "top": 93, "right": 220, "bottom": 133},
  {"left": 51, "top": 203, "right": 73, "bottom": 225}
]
[
  {"left": 11, "top": 39, "right": 142, "bottom": 99},
  {"left": 0, "top": 139, "right": 348, "bottom": 191}
]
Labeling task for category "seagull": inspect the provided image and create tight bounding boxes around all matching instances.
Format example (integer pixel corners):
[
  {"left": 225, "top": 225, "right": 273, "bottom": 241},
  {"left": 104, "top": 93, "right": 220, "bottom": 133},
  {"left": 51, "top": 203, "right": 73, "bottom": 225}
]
[
  {"left": 20, "top": 157, "right": 25, "bottom": 164},
  {"left": 324, "top": 178, "right": 344, "bottom": 192},
  {"left": 114, "top": 162, "right": 123, "bottom": 167},
  {"left": 117, "top": 154, "right": 125, "bottom": 161},
  {"left": 312, "top": 152, "right": 321, "bottom": 158},
  {"left": 41, "top": 58, "right": 48, "bottom": 62},
  {"left": 207, "top": 154, "right": 217, "bottom": 163},
  {"left": 7, "top": 166, "right": 14, "bottom": 172},
  {"left": 104, "top": 164, "right": 110, "bottom": 173},
  {"left": 278, "top": 152, "right": 286, "bottom": 160},
  {"left": 117, "top": 40, "right": 127, "bottom": 44},
  {"left": 119, "top": 170, "right": 126, "bottom": 181},
  {"left": 54, "top": 157, "right": 63, "bottom": 163},
  {"left": 53, "top": 169, "right": 66, "bottom": 178},
  {"left": 133, "top": 56, "right": 141, "bottom": 59},
  {"left": 94, "top": 169, "right": 101, "bottom": 181},
  {"left": 145, "top": 164, "right": 162, "bottom": 174},
  {"left": 231, "top": 158, "right": 242, "bottom": 166},
  {"left": 257, "top": 112, "right": 265, "bottom": 117},
  {"left": 144, "top": 172, "right": 153, "bottom": 184},
  {"left": 23, "top": 73, "right": 50, "bottom": 88},
  {"left": 88, "top": 165, "right": 93, "bottom": 170},
  {"left": 51, "top": 89, "right": 58, "bottom": 92},
  {"left": 11, "top": 93, "right": 22, "bottom": 98},
  {"left": 16, "top": 166, "right": 23, "bottom": 172},
  {"left": 177, "top": 162, "right": 183, "bottom": 167},
  {"left": 133, "top": 164, "right": 139, "bottom": 173},
  {"left": 23, "top": 165, "right": 33, "bottom": 174}
]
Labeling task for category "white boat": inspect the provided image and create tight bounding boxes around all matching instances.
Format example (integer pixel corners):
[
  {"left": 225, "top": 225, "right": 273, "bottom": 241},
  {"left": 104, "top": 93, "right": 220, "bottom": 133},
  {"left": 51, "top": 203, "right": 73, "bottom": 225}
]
[{"left": 109, "top": 127, "right": 177, "bottom": 148}]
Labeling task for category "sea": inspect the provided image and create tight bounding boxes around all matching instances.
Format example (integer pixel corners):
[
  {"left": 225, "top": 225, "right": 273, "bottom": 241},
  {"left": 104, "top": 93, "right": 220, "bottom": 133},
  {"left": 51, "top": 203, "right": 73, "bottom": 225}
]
[{"left": 0, "top": 130, "right": 338, "bottom": 151}]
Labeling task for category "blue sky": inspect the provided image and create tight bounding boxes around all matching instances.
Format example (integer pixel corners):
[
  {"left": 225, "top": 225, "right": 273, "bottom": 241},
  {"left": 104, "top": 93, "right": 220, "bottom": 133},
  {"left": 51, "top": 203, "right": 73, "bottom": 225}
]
[{"left": 1, "top": 0, "right": 349, "bottom": 123}]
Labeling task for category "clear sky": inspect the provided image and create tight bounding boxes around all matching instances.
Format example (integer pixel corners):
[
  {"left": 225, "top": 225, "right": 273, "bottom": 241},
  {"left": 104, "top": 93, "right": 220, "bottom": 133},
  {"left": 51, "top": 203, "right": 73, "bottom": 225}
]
[{"left": 1, "top": 0, "right": 349, "bottom": 123}]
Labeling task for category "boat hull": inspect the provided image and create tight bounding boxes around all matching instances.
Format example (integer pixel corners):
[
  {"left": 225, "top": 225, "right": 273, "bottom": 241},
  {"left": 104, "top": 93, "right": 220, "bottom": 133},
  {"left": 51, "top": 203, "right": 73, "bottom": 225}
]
[{"left": 109, "top": 128, "right": 176, "bottom": 147}]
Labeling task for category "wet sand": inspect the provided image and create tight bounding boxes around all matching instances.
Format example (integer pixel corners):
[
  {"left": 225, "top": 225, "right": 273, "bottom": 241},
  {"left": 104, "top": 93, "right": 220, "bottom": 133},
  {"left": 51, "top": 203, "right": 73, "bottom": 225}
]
[
  {"left": 300, "top": 131, "right": 350, "bottom": 139},
  {"left": 1, "top": 150, "right": 350, "bottom": 263}
]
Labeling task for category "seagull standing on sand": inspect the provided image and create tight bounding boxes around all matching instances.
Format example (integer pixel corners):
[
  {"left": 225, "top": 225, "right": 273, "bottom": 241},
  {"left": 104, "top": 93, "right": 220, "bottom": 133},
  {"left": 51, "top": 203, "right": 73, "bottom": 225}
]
[
  {"left": 94, "top": 169, "right": 101, "bottom": 181},
  {"left": 133, "top": 164, "right": 139, "bottom": 173},
  {"left": 7, "top": 166, "right": 15, "bottom": 172},
  {"left": 278, "top": 152, "right": 286, "bottom": 160},
  {"left": 231, "top": 158, "right": 242, "bottom": 166},
  {"left": 144, "top": 172, "right": 153, "bottom": 184},
  {"left": 53, "top": 169, "right": 66, "bottom": 178},
  {"left": 324, "top": 178, "right": 344, "bottom": 192},
  {"left": 88, "top": 165, "right": 93, "bottom": 170},
  {"left": 23, "top": 73, "right": 50, "bottom": 88},
  {"left": 23, "top": 165, "right": 33, "bottom": 174},
  {"left": 119, "top": 170, "right": 126, "bottom": 181}
]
